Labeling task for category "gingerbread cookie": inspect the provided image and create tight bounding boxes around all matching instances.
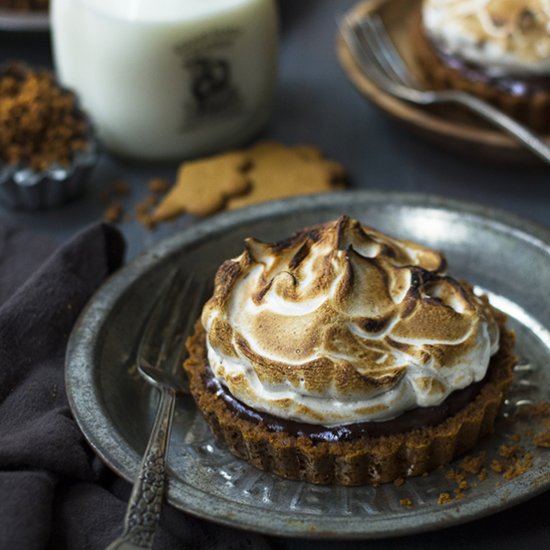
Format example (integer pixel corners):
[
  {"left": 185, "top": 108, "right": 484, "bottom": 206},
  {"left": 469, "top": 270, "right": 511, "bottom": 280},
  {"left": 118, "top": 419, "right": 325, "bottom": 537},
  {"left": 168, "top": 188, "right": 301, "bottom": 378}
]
[
  {"left": 152, "top": 151, "right": 251, "bottom": 219},
  {"left": 226, "top": 142, "right": 347, "bottom": 210}
]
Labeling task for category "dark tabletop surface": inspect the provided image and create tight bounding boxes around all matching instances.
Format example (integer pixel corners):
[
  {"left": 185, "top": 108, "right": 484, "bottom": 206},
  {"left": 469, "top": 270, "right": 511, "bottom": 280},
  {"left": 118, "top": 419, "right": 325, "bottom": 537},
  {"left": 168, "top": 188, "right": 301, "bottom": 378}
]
[{"left": 1, "top": 1, "right": 549, "bottom": 549}]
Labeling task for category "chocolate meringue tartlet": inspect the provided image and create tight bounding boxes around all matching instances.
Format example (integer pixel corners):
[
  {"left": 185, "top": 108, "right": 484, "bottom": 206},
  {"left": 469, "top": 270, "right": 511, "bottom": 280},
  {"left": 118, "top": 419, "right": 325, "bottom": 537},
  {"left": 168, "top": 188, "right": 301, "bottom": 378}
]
[
  {"left": 184, "top": 216, "right": 516, "bottom": 485},
  {"left": 416, "top": 0, "right": 550, "bottom": 132}
]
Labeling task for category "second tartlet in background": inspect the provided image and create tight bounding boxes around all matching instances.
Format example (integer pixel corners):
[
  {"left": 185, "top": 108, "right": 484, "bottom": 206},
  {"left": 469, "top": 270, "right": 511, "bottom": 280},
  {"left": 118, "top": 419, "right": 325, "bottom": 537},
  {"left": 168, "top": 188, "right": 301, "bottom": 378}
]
[{"left": 416, "top": 0, "right": 550, "bottom": 132}]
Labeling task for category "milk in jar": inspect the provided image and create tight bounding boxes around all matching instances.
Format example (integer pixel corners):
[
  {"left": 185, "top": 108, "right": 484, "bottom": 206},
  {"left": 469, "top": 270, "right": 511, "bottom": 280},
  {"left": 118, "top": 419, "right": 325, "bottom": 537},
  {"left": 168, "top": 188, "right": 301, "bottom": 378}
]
[{"left": 51, "top": 0, "right": 278, "bottom": 160}]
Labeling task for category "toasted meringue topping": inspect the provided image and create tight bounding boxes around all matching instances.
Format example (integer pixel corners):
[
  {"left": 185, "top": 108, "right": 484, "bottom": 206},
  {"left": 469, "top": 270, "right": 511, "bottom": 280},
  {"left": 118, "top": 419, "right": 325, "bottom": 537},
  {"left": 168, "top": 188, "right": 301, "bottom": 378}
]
[
  {"left": 201, "top": 216, "right": 499, "bottom": 426},
  {"left": 422, "top": 0, "right": 550, "bottom": 76}
]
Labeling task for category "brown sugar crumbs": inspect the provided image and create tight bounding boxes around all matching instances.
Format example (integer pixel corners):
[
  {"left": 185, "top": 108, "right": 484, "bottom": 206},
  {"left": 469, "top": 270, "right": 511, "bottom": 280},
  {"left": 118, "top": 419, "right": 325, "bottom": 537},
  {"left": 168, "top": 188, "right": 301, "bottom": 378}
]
[
  {"left": 491, "top": 449, "right": 533, "bottom": 481},
  {"left": 432, "top": 402, "right": 550, "bottom": 506},
  {"left": 460, "top": 452, "right": 486, "bottom": 475},
  {"left": 148, "top": 178, "right": 170, "bottom": 194},
  {"left": 135, "top": 195, "right": 160, "bottom": 230},
  {"left": 0, "top": 63, "right": 88, "bottom": 171},
  {"left": 490, "top": 459, "right": 505, "bottom": 474},
  {"left": 533, "top": 430, "right": 550, "bottom": 448},
  {"left": 103, "top": 202, "right": 123, "bottom": 224},
  {"left": 112, "top": 180, "right": 130, "bottom": 197},
  {"left": 98, "top": 177, "right": 170, "bottom": 229},
  {"left": 498, "top": 444, "right": 520, "bottom": 459},
  {"left": 502, "top": 452, "right": 533, "bottom": 480},
  {"left": 99, "top": 180, "right": 130, "bottom": 204},
  {"left": 445, "top": 467, "right": 470, "bottom": 500},
  {"left": 100, "top": 180, "right": 130, "bottom": 223}
]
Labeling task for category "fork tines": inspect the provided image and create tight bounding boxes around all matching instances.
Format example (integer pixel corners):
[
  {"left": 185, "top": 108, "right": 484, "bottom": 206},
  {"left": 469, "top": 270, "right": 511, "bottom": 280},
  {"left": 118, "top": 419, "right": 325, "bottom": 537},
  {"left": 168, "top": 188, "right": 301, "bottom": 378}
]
[
  {"left": 342, "top": 12, "right": 421, "bottom": 95},
  {"left": 138, "top": 269, "right": 211, "bottom": 380}
]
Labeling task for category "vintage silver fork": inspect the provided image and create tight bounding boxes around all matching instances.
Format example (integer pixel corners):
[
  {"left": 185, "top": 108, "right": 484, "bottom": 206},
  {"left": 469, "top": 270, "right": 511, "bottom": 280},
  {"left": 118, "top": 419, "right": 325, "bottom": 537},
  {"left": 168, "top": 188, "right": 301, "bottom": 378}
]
[
  {"left": 341, "top": 13, "right": 550, "bottom": 164},
  {"left": 106, "top": 271, "right": 209, "bottom": 550}
]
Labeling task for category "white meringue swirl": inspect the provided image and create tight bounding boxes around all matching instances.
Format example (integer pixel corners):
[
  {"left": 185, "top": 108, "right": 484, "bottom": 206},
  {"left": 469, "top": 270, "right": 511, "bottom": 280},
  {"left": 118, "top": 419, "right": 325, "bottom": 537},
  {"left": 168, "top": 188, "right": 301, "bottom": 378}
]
[{"left": 201, "top": 216, "right": 499, "bottom": 427}]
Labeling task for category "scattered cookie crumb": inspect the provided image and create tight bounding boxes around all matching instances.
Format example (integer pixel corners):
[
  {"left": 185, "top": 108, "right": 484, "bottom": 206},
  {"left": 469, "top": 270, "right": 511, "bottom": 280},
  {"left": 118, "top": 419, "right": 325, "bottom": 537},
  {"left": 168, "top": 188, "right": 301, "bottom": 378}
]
[
  {"left": 533, "top": 430, "right": 550, "bottom": 448},
  {"left": 499, "top": 444, "right": 519, "bottom": 459},
  {"left": 460, "top": 452, "right": 486, "bottom": 475},
  {"left": 112, "top": 179, "right": 130, "bottom": 196},
  {"left": 437, "top": 492, "right": 453, "bottom": 505},
  {"left": 103, "top": 202, "right": 123, "bottom": 223},
  {"left": 98, "top": 179, "right": 130, "bottom": 207},
  {"left": 399, "top": 498, "right": 413, "bottom": 507},
  {"left": 135, "top": 195, "right": 159, "bottom": 230},
  {"left": 457, "top": 478, "right": 469, "bottom": 491},
  {"left": 446, "top": 468, "right": 458, "bottom": 481},
  {"left": 502, "top": 452, "right": 533, "bottom": 480},
  {"left": 477, "top": 468, "right": 488, "bottom": 481},
  {"left": 490, "top": 459, "right": 505, "bottom": 474},
  {"left": 489, "top": 446, "right": 534, "bottom": 480},
  {"left": 445, "top": 467, "right": 469, "bottom": 500},
  {"left": 393, "top": 477, "right": 405, "bottom": 488},
  {"left": 148, "top": 178, "right": 170, "bottom": 194}
]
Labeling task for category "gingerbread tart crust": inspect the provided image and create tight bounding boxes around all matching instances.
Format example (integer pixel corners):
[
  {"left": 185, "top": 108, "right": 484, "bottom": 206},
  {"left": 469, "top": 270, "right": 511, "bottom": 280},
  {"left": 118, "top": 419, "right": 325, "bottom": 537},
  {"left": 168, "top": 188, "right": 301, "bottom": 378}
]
[
  {"left": 183, "top": 310, "right": 516, "bottom": 486},
  {"left": 413, "top": 9, "right": 550, "bottom": 134}
]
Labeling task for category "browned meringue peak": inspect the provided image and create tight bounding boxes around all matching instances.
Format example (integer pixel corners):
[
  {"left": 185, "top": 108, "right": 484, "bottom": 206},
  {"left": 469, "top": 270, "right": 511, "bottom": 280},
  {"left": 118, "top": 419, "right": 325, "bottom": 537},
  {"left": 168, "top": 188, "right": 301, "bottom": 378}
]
[{"left": 201, "top": 216, "right": 499, "bottom": 425}]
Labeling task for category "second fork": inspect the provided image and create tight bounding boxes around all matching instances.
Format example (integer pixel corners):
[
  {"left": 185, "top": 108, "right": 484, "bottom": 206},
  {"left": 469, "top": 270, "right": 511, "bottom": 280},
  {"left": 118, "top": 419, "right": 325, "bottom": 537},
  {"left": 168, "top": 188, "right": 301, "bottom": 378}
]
[{"left": 341, "top": 13, "right": 550, "bottom": 164}]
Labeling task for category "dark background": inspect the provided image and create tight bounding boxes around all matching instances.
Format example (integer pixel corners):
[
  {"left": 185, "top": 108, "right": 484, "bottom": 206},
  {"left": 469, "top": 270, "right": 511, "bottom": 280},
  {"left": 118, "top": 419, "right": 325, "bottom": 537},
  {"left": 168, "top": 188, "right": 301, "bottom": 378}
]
[
  {"left": 1, "top": 0, "right": 547, "bottom": 259},
  {"left": 1, "top": 0, "right": 549, "bottom": 548}
]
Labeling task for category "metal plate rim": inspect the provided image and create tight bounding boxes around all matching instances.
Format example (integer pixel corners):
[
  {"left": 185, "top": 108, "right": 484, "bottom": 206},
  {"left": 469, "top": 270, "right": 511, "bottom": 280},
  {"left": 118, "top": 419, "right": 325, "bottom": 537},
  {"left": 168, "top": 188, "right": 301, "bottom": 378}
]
[{"left": 65, "top": 191, "right": 550, "bottom": 539}]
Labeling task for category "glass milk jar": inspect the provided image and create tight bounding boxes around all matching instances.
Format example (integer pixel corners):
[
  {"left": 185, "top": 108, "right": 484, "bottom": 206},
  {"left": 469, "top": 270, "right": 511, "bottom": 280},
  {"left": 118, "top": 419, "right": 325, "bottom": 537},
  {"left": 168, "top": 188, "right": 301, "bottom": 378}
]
[{"left": 51, "top": 0, "right": 278, "bottom": 160}]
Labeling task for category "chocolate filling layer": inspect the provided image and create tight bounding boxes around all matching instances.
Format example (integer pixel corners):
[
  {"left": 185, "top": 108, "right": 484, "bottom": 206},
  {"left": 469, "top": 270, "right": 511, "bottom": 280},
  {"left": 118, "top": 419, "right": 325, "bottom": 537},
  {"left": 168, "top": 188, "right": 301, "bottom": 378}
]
[
  {"left": 202, "top": 363, "right": 488, "bottom": 443},
  {"left": 431, "top": 40, "right": 550, "bottom": 96}
]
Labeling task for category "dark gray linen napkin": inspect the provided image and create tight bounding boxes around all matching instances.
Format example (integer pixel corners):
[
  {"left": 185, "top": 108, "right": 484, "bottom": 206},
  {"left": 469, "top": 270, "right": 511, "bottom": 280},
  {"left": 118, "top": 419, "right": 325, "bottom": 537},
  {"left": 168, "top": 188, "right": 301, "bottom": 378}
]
[{"left": 0, "top": 223, "right": 271, "bottom": 550}]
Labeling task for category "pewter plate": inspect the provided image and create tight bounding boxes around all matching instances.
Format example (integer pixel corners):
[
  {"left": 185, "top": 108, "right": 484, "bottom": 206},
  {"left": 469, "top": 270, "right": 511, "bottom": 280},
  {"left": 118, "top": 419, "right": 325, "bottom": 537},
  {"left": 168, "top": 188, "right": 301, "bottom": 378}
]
[{"left": 66, "top": 192, "right": 550, "bottom": 539}]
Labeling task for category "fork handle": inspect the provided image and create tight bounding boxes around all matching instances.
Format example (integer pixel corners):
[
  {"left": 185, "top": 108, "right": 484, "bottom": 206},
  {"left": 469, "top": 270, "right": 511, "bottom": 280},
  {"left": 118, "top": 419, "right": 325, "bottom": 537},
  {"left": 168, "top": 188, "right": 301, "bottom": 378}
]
[
  {"left": 442, "top": 91, "right": 550, "bottom": 164},
  {"left": 106, "top": 386, "right": 176, "bottom": 550}
]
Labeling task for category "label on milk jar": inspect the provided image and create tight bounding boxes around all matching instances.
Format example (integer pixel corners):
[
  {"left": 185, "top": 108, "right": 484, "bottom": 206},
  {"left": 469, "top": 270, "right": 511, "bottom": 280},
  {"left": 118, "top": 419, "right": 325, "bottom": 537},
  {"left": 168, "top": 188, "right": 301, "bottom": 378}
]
[{"left": 174, "top": 28, "right": 244, "bottom": 131}]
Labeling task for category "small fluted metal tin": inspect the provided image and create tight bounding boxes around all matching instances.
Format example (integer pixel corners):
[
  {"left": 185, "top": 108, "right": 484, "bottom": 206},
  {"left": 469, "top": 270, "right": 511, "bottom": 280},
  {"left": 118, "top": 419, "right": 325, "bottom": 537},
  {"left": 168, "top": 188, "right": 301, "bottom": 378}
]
[
  {"left": 0, "top": 63, "right": 99, "bottom": 210},
  {"left": 0, "top": 137, "right": 99, "bottom": 211}
]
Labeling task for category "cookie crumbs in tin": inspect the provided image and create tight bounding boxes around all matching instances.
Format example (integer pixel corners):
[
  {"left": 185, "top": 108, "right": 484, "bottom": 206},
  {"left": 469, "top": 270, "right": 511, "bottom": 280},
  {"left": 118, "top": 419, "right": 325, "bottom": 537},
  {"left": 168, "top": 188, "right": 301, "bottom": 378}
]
[{"left": 0, "top": 63, "right": 88, "bottom": 171}]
